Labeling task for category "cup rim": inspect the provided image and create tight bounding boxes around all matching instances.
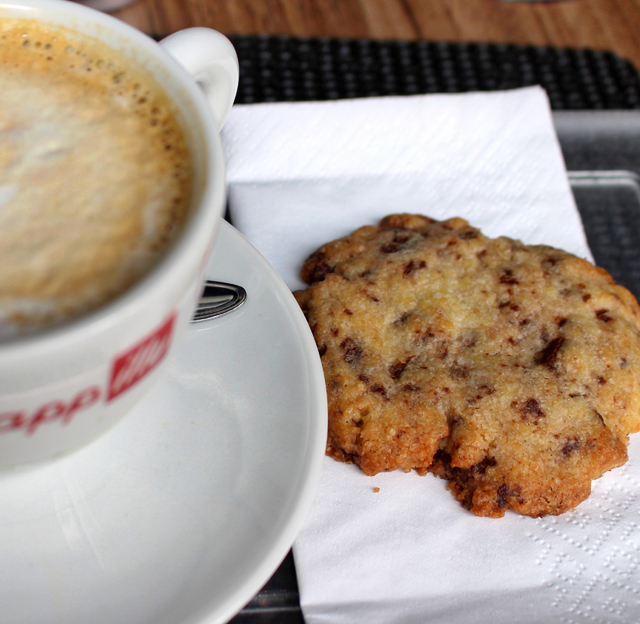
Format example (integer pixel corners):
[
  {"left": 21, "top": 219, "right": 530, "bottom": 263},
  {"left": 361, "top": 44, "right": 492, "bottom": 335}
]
[{"left": 0, "top": 0, "right": 226, "bottom": 356}]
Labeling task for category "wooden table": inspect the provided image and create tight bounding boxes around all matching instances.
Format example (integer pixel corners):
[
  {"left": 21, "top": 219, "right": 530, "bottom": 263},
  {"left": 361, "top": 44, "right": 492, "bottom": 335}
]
[{"left": 113, "top": 0, "right": 640, "bottom": 73}]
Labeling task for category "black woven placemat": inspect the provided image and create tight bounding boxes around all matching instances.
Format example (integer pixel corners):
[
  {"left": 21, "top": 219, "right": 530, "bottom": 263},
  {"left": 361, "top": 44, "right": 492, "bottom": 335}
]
[
  {"left": 574, "top": 183, "right": 640, "bottom": 299},
  {"left": 229, "top": 35, "right": 640, "bottom": 110}
]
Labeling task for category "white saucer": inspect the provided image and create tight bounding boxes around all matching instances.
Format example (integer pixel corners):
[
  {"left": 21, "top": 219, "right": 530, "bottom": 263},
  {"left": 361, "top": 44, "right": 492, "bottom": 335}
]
[{"left": 0, "top": 221, "right": 327, "bottom": 624}]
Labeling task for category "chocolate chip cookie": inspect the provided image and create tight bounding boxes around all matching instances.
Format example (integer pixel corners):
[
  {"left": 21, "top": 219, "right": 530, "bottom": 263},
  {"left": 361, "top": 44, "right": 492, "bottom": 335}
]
[{"left": 294, "top": 214, "right": 640, "bottom": 517}]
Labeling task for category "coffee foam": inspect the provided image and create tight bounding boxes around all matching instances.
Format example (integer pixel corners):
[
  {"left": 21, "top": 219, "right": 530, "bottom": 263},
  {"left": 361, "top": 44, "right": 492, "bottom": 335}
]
[{"left": 0, "top": 19, "right": 192, "bottom": 338}]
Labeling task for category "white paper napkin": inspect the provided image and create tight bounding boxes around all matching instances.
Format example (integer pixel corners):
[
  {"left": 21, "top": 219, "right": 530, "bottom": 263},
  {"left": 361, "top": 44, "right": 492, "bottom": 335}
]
[{"left": 221, "top": 86, "right": 640, "bottom": 624}]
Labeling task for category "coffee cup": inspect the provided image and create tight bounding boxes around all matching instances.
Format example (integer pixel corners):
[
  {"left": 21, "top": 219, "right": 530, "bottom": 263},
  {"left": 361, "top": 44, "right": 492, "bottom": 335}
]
[{"left": 0, "top": 0, "right": 239, "bottom": 467}]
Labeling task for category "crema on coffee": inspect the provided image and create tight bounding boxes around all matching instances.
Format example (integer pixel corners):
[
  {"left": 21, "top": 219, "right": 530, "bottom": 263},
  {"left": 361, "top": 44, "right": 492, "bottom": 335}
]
[{"left": 0, "top": 19, "right": 192, "bottom": 338}]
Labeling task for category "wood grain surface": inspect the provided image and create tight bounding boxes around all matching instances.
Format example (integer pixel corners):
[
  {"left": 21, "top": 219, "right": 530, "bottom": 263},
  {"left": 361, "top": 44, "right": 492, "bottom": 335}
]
[{"left": 112, "top": 0, "right": 640, "bottom": 72}]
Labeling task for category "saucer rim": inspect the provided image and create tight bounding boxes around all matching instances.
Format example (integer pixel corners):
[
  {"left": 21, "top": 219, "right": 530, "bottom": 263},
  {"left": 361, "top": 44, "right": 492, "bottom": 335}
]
[
  {"left": 203, "top": 222, "right": 327, "bottom": 624},
  {"left": 0, "top": 221, "right": 328, "bottom": 624}
]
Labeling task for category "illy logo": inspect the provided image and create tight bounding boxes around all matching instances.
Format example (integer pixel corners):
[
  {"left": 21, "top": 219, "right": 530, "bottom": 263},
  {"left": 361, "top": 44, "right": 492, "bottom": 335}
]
[{"left": 107, "top": 314, "right": 176, "bottom": 402}]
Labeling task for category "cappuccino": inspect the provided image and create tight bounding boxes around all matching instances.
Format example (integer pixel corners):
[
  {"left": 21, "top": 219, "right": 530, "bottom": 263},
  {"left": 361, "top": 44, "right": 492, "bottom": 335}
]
[{"left": 0, "top": 19, "right": 192, "bottom": 338}]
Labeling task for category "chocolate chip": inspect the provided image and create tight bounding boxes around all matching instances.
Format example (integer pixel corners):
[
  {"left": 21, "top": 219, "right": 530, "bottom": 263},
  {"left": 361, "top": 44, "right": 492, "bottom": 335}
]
[
  {"left": 497, "top": 485, "right": 511, "bottom": 508},
  {"left": 341, "top": 337, "right": 362, "bottom": 364},
  {"left": 370, "top": 383, "right": 387, "bottom": 397},
  {"left": 459, "top": 229, "right": 479, "bottom": 240},
  {"left": 380, "top": 233, "right": 410, "bottom": 254},
  {"left": 596, "top": 309, "right": 613, "bottom": 323},
  {"left": 499, "top": 270, "right": 519, "bottom": 285},
  {"left": 435, "top": 452, "right": 497, "bottom": 491},
  {"left": 389, "top": 359, "right": 410, "bottom": 380},
  {"left": 403, "top": 259, "right": 426, "bottom": 277},
  {"left": 449, "top": 364, "right": 468, "bottom": 379},
  {"left": 535, "top": 336, "right": 565, "bottom": 371},
  {"left": 522, "top": 398, "right": 545, "bottom": 420},
  {"left": 318, "top": 344, "right": 327, "bottom": 357},
  {"left": 308, "top": 260, "right": 334, "bottom": 283},
  {"left": 339, "top": 449, "right": 358, "bottom": 463},
  {"left": 561, "top": 438, "right": 580, "bottom": 457},
  {"left": 496, "top": 484, "right": 521, "bottom": 509},
  {"left": 472, "top": 457, "right": 497, "bottom": 474}
]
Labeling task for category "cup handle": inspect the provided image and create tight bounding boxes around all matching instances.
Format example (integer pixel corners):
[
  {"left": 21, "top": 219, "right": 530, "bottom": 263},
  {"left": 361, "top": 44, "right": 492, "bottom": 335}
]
[{"left": 160, "top": 28, "right": 239, "bottom": 128}]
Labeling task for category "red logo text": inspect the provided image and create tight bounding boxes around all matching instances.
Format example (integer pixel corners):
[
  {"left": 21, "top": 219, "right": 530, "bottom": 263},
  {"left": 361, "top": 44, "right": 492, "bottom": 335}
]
[
  {"left": 0, "top": 386, "right": 102, "bottom": 436},
  {"left": 107, "top": 314, "right": 175, "bottom": 402}
]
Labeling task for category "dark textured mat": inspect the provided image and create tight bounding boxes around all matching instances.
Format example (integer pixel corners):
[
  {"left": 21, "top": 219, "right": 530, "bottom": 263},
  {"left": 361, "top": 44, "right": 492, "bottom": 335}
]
[
  {"left": 573, "top": 181, "right": 640, "bottom": 299},
  {"left": 229, "top": 35, "right": 640, "bottom": 110}
]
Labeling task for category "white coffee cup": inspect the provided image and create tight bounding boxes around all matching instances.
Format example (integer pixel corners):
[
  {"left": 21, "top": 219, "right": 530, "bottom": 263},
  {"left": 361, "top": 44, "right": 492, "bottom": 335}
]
[{"left": 0, "top": 0, "right": 239, "bottom": 467}]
